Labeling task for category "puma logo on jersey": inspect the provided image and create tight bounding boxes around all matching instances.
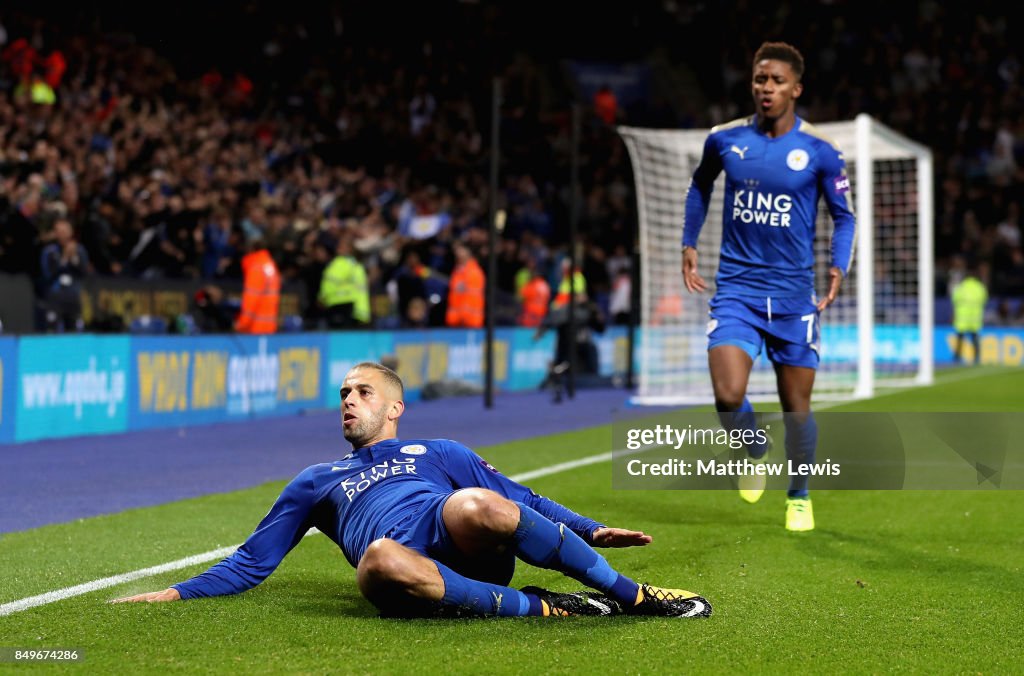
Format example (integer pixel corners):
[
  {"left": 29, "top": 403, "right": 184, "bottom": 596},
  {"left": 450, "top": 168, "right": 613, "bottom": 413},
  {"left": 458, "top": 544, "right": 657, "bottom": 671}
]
[{"left": 730, "top": 145, "right": 749, "bottom": 160}]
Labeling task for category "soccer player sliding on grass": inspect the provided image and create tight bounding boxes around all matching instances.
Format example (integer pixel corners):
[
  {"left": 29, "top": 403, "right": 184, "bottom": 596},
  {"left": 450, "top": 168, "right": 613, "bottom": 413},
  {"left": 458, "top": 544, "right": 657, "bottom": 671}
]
[{"left": 113, "top": 362, "right": 710, "bottom": 618}]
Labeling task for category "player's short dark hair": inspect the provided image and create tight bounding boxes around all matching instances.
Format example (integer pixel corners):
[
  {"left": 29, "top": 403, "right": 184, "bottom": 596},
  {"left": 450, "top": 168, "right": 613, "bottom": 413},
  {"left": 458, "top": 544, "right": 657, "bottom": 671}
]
[
  {"left": 352, "top": 361, "right": 405, "bottom": 399},
  {"left": 753, "top": 41, "right": 805, "bottom": 80}
]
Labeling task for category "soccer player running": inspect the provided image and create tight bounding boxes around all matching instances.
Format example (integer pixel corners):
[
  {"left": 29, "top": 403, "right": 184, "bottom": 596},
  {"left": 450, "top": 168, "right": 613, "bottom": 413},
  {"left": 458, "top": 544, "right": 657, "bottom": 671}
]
[
  {"left": 113, "top": 362, "right": 710, "bottom": 618},
  {"left": 681, "top": 42, "right": 856, "bottom": 531}
]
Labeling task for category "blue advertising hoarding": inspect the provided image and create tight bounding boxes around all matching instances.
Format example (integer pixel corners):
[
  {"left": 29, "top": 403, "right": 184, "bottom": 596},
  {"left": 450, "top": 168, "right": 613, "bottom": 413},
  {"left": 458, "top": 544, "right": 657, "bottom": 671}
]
[
  {"left": 130, "top": 334, "right": 329, "bottom": 430},
  {"left": 507, "top": 329, "right": 556, "bottom": 391},
  {"left": 225, "top": 334, "right": 327, "bottom": 418},
  {"left": 819, "top": 324, "right": 922, "bottom": 365},
  {"left": 0, "top": 337, "right": 16, "bottom": 443},
  {"left": 3, "top": 324, "right": 1019, "bottom": 445},
  {"left": 934, "top": 326, "right": 1024, "bottom": 365},
  {"left": 16, "top": 335, "right": 131, "bottom": 442}
]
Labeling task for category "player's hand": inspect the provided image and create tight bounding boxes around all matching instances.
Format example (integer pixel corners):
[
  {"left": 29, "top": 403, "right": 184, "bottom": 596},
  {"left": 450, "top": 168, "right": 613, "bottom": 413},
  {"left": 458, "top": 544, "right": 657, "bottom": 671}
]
[
  {"left": 109, "top": 588, "right": 181, "bottom": 603},
  {"left": 591, "top": 527, "right": 652, "bottom": 548},
  {"left": 681, "top": 248, "right": 706, "bottom": 293},
  {"left": 817, "top": 267, "right": 844, "bottom": 311}
]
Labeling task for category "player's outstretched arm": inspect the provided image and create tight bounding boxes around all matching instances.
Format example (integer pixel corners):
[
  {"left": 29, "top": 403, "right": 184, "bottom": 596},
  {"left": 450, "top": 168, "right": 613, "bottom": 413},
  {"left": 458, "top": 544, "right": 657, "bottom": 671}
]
[
  {"left": 591, "top": 526, "right": 652, "bottom": 548},
  {"left": 110, "top": 588, "right": 181, "bottom": 603}
]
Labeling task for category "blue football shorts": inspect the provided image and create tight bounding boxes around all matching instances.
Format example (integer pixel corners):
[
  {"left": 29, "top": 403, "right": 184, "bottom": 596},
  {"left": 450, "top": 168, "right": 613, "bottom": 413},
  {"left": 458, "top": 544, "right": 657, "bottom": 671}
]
[
  {"left": 388, "top": 490, "right": 517, "bottom": 585},
  {"left": 706, "top": 293, "right": 821, "bottom": 369}
]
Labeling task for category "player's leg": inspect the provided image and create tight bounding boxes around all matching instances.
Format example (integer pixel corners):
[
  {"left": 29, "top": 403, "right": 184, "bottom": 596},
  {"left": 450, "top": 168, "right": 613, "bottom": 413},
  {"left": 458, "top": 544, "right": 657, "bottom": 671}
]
[
  {"left": 774, "top": 364, "right": 818, "bottom": 531},
  {"left": 710, "top": 345, "right": 771, "bottom": 503},
  {"left": 970, "top": 331, "right": 980, "bottom": 365},
  {"left": 709, "top": 345, "right": 755, "bottom": 411},
  {"left": 707, "top": 297, "right": 770, "bottom": 461},
  {"left": 954, "top": 332, "right": 964, "bottom": 363},
  {"left": 443, "top": 488, "right": 637, "bottom": 605},
  {"left": 765, "top": 298, "right": 821, "bottom": 531},
  {"left": 707, "top": 297, "right": 772, "bottom": 503},
  {"left": 357, "top": 538, "right": 445, "bottom": 613},
  {"left": 443, "top": 488, "right": 709, "bottom": 616},
  {"left": 357, "top": 538, "right": 556, "bottom": 617},
  {"left": 770, "top": 299, "right": 823, "bottom": 532}
]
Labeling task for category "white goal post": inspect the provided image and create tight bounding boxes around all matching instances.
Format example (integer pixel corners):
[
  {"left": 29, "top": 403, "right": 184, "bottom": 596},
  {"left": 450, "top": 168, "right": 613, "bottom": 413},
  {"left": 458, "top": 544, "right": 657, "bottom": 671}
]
[{"left": 619, "top": 114, "right": 934, "bottom": 405}]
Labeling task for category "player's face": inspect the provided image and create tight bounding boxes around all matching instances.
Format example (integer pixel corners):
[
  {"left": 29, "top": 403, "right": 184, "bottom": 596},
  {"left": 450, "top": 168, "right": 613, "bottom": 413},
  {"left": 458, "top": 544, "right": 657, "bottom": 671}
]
[
  {"left": 752, "top": 59, "right": 802, "bottom": 121},
  {"left": 339, "top": 368, "right": 400, "bottom": 447}
]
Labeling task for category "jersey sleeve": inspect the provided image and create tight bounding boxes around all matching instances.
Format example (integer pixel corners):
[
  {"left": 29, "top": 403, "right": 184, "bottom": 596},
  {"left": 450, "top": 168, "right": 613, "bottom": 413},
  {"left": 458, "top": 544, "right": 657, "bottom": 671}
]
[
  {"left": 440, "top": 440, "right": 605, "bottom": 543},
  {"left": 682, "top": 133, "right": 723, "bottom": 248},
  {"left": 172, "top": 467, "right": 317, "bottom": 599},
  {"left": 817, "top": 144, "right": 857, "bottom": 275}
]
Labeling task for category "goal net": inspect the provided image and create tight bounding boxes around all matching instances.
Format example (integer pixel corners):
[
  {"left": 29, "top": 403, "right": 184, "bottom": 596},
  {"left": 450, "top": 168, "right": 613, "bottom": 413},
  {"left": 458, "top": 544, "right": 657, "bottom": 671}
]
[{"left": 619, "top": 114, "right": 934, "bottom": 405}]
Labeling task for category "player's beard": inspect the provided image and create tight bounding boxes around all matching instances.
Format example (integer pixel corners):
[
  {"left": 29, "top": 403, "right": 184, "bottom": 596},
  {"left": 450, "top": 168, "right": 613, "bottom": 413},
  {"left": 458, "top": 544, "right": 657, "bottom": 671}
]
[{"left": 343, "top": 403, "right": 389, "bottom": 447}]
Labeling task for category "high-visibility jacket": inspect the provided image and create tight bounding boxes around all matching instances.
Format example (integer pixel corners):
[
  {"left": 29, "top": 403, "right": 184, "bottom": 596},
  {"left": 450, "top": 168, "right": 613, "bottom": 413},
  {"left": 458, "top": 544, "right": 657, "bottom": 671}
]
[
  {"left": 552, "top": 270, "right": 587, "bottom": 307},
  {"left": 235, "top": 249, "right": 280, "bottom": 334},
  {"left": 518, "top": 276, "right": 550, "bottom": 327},
  {"left": 319, "top": 255, "right": 370, "bottom": 324},
  {"left": 952, "top": 276, "right": 987, "bottom": 333},
  {"left": 446, "top": 257, "right": 485, "bottom": 328}
]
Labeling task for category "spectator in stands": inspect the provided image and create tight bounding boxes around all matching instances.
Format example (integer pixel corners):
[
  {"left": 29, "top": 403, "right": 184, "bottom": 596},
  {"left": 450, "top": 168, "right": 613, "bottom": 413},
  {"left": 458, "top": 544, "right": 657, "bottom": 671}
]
[
  {"left": 38, "top": 217, "right": 91, "bottom": 332},
  {"left": 0, "top": 2, "right": 1022, "bottom": 339},
  {"left": 298, "top": 233, "right": 334, "bottom": 328},
  {"left": 409, "top": 75, "right": 437, "bottom": 138},
  {"left": 234, "top": 237, "right": 280, "bottom": 335},
  {"left": 608, "top": 265, "right": 632, "bottom": 325},
  {"left": 994, "top": 249, "right": 1024, "bottom": 324},
  {"left": 403, "top": 296, "right": 430, "bottom": 329},
  {"left": 80, "top": 197, "right": 124, "bottom": 276},
  {"left": 391, "top": 248, "right": 430, "bottom": 325},
  {"left": 445, "top": 240, "right": 485, "bottom": 329},
  {"left": 192, "top": 285, "right": 235, "bottom": 334},
  {"left": 593, "top": 85, "right": 618, "bottom": 126},
  {"left": 495, "top": 237, "right": 521, "bottom": 296},
  {"left": 200, "top": 208, "right": 241, "bottom": 280}
]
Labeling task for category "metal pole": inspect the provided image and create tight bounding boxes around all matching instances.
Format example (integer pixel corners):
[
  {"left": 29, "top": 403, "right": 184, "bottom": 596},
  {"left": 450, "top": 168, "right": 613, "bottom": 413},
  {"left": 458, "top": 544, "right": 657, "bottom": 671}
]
[
  {"left": 567, "top": 103, "right": 581, "bottom": 399},
  {"left": 485, "top": 78, "right": 501, "bottom": 409},
  {"left": 626, "top": 246, "right": 639, "bottom": 389}
]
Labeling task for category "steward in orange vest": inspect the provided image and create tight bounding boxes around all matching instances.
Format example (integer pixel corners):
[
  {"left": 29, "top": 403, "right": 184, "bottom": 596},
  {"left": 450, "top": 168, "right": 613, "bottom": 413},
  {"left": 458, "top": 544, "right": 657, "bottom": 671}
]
[
  {"left": 235, "top": 244, "right": 281, "bottom": 334},
  {"left": 518, "top": 271, "right": 550, "bottom": 327},
  {"left": 445, "top": 242, "right": 485, "bottom": 328}
]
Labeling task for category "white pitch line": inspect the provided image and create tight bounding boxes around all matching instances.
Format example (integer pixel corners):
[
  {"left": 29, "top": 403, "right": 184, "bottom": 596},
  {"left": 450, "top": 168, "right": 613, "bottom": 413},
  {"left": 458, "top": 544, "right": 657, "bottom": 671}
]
[
  {"left": 0, "top": 545, "right": 238, "bottom": 616},
  {"left": 0, "top": 453, "right": 619, "bottom": 616}
]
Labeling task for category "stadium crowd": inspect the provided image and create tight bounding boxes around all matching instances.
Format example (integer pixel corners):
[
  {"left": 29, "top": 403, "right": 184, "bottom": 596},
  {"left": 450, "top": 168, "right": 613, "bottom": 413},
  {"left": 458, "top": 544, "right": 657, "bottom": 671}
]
[{"left": 0, "top": 2, "right": 1021, "bottom": 333}]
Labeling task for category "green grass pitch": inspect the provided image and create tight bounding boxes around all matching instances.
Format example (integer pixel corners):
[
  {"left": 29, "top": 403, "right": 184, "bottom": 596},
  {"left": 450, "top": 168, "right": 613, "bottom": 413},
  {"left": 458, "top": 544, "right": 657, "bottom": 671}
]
[{"left": 1, "top": 367, "right": 1022, "bottom": 674}]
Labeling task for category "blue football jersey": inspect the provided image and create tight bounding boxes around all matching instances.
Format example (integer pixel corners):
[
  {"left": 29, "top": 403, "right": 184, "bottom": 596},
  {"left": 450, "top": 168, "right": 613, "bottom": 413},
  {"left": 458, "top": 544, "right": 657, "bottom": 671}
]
[
  {"left": 173, "top": 438, "right": 604, "bottom": 599},
  {"left": 682, "top": 116, "right": 856, "bottom": 297}
]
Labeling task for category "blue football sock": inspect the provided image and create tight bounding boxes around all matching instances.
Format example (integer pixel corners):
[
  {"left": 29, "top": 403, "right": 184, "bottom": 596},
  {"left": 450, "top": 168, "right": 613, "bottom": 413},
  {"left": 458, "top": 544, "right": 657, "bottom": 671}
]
[
  {"left": 435, "top": 560, "right": 537, "bottom": 616},
  {"left": 718, "top": 397, "right": 769, "bottom": 459},
  {"left": 511, "top": 502, "right": 639, "bottom": 607},
  {"left": 785, "top": 412, "right": 817, "bottom": 498}
]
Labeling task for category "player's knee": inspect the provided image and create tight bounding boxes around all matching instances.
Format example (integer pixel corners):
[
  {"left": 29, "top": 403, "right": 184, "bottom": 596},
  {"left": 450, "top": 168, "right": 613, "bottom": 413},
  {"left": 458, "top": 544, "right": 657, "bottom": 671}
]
[
  {"left": 446, "top": 488, "right": 518, "bottom": 539},
  {"left": 714, "top": 390, "right": 745, "bottom": 411},
  {"left": 356, "top": 539, "right": 421, "bottom": 591}
]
